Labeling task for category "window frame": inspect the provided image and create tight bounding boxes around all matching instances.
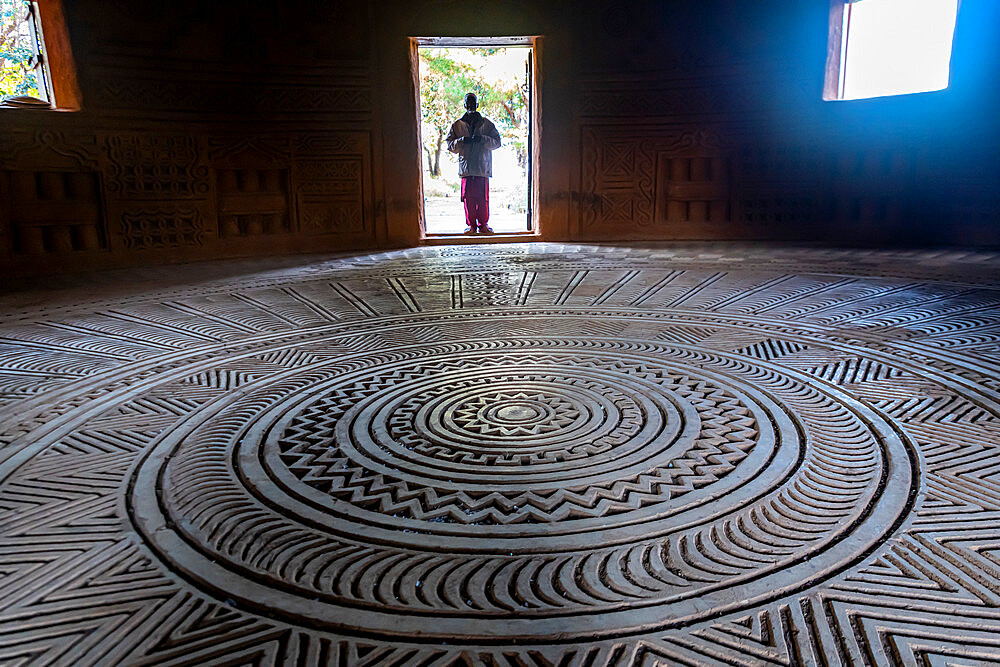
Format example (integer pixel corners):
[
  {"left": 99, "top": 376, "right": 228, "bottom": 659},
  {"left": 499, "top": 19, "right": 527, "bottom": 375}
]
[
  {"left": 823, "top": 1, "right": 850, "bottom": 101},
  {"left": 410, "top": 35, "right": 542, "bottom": 242},
  {"left": 27, "top": 1, "right": 53, "bottom": 103},
  {"left": 1, "top": 0, "right": 80, "bottom": 110},
  {"left": 823, "top": 0, "right": 961, "bottom": 102}
]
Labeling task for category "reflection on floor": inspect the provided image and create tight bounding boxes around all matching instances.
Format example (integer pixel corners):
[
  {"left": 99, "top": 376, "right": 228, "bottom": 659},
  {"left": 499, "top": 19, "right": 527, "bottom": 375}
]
[{"left": 2, "top": 243, "right": 1000, "bottom": 663}]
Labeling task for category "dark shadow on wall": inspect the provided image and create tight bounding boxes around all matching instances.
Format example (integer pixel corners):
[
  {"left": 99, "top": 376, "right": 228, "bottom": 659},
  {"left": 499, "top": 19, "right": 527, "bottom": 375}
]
[{"left": 0, "top": 0, "right": 997, "bottom": 279}]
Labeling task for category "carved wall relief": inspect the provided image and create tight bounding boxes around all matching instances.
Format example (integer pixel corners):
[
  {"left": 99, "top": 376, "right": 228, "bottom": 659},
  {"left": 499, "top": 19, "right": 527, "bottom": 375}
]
[
  {"left": 3, "top": 170, "right": 107, "bottom": 255},
  {"left": 655, "top": 132, "right": 732, "bottom": 225},
  {"left": 105, "top": 135, "right": 210, "bottom": 198},
  {"left": 823, "top": 149, "right": 911, "bottom": 228},
  {"left": 216, "top": 169, "right": 292, "bottom": 238},
  {"left": 580, "top": 129, "right": 651, "bottom": 232},
  {"left": 735, "top": 145, "right": 823, "bottom": 228},
  {"left": 580, "top": 127, "right": 734, "bottom": 238},
  {"left": 1, "top": 132, "right": 102, "bottom": 173},
  {"left": 255, "top": 87, "right": 372, "bottom": 114},
  {"left": 91, "top": 68, "right": 372, "bottom": 118},
  {"left": 0, "top": 123, "right": 376, "bottom": 274},
  {"left": 292, "top": 132, "right": 372, "bottom": 240},
  {"left": 118, "top": 207, "right": 205, "bottom": 250},
  {"left": 207, "top": 136, "right": 291, "bottom": 167},
  {"left": 0, "top": 0, "right": 992, "bottom": 274},
  {"left": 99, "top": 134, "right": 214, "bottom": 254},
  {"left": 296, "top": 160, "right": 365, "bottom": 235},
  {"left": 578, "top": 120, "right": 930, "bottom": 242},
  {"left": 295, "top": 134, "right": 361, "bottom": 154}
]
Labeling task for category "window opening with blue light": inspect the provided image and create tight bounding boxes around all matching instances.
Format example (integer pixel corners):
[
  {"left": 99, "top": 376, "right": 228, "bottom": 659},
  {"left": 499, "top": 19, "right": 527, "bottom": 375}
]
[{"left": 825, "top": 0, "right": 959, "bottom": 101}]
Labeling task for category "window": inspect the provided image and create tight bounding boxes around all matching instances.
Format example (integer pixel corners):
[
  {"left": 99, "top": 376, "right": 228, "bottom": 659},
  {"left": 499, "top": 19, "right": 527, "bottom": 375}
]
[
  {"left": 1, "top": 0, "right": 51, "bottom": 104},
  {"left": 825, "top": 0, "right": 960, "bottom": 101}
]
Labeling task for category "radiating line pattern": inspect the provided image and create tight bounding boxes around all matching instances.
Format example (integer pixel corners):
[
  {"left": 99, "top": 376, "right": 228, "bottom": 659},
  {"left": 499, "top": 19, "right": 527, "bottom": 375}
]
[{"left": 0, "top": 243, "right": 998, "bottom": 664}]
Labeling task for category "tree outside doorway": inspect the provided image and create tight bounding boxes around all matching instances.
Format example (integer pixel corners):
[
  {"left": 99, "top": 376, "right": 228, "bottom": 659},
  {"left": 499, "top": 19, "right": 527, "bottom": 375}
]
[
  {"left": 0, "top": 0, "right": 46, "bottom": 99},
  {"left": 419, "top": 47, "right": 530, "bottom": 234}
]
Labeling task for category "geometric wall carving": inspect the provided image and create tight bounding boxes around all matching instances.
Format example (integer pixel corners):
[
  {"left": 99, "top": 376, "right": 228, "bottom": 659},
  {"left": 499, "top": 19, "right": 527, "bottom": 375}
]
[
  {"left": 653, "top": 131, "right": 733, "bottom": 226},
  {"left": 257, "top": 86, "right": 372, "bottom": 114},
  {"left": 299, "top": 203, "right": 365, "bottom": 234},
  {"left": 295, "top": 134, "right": 359, "bottom": 155},
  {"left": 0, "top": 0, "right": 993, "bottom": 271},
  {"left": 0, "top": 131, "right": 102, "bottom": 172},
  {"left": 296, "top": 159, "right": 366, "bottom": 234},
  {"left": 94, "top": 78, "right": 373, "bottom": 116},
  {"left": 824, "top": 149, "right": 910, "bottom": 226},
  {"left": 119, "top": 207, "right": 205, "bottom": 250},
  {"left": 216, "top": 169, "right": 291, "bottom": 238},
  {"left": 105, "top": 135, "right": 210, "bottom": 198},
  {"left": 0, "top": 119, "right": 376, "bottom": 272},
  {"left": 3, "top": 170, "right": 107, "bottom": 255},
  {"left": 735, "top": 145, "right": 822, "bottom": 226},
  {"left": 580, "top": 127, "right": 734, "bottom": 236},
  {"left": 577, "top": 120, "right": 950, "bottom": 241},
  {"left": 579, "top": 129, "right": 654, "bottom": 231},
  {"left": 207, "top": 136, "right": 291, "bottom": 167},
  {"left": 578, "top": 85, "right": 729, "bottom": 118},
  {"left": 656, "top": 154, "right": 731, "bottom": 223}
]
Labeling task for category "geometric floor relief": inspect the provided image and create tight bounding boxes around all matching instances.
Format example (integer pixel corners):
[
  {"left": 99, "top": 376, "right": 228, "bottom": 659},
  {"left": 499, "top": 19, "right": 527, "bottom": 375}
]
[{"left": 1, "top": 245, "right": 1000, "bottom": 665}]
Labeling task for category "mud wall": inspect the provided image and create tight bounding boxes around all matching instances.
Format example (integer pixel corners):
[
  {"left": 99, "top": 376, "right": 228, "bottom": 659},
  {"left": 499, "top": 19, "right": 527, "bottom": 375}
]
[{"left": 1, "top": 0, "right": 997, "bottom": 276}]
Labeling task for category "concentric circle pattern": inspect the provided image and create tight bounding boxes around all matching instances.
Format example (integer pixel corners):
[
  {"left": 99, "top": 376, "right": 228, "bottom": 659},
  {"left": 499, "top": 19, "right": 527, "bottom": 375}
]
[{"left": 1, "top": 244, "right": 999, "bottom": 663}]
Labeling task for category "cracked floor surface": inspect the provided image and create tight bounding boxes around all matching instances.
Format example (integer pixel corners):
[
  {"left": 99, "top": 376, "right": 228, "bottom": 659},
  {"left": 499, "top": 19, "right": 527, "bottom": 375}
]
[{"left": 1, "top": 243, "right": 1000, "bottom": 665}]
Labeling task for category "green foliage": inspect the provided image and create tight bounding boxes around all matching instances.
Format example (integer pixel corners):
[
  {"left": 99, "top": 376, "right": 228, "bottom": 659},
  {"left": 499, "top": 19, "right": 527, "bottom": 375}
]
[
  {"left": 419, "top": 47, "right": 529, "bottom": 176},
  {"left": 1, "top": 0, "right": 42, "bottom": 98},
  {"left": 420, "top": 51, "right": 478, "bottom": 155}
]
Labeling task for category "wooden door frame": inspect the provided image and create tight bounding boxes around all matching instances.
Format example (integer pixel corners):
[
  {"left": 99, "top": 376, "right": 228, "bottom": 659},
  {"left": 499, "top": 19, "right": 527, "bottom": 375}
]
[{"left": 409, "top": 36, "right": 542, "bottom": 244}]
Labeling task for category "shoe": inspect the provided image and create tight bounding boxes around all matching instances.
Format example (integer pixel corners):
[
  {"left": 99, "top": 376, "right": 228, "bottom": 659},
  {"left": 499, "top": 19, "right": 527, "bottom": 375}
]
[
  {"left": 478, "top": 226, "right": 494, "bottom": 235},
  {"left": 463, "top": 227, "right": 477, "bottom": 235}
]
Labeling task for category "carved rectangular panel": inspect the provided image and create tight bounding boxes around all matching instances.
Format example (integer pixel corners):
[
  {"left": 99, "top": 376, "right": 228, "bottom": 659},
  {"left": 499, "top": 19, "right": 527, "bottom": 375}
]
[
  {"left": 734, "top": 146, "right": 822, "bottom": 227},
  {"left": 739, "top": 195, "right": 818, "bottom": 226},
  {"left": 296, "top": 159, "right": 365, "bottom": 235},
  {"left": 656, "top": 155, "right": 731, "bottom": 223},
  {"left": 117, "top": 206, "right": 206, "bottom": 251},
  {"left": 579, "top": 129, "right": 652, "bottom": 234},
  {"left": 823, "top": 149, "right": 911, "bottom": 227},
  {"left": 105, "top": 135, "right": 210, "bottom": 199},
  {"left": 4, "top": 170, "right": 107, "bottom": 255},
  {"left": 579, "top": 126, "right": 734, "bottom": 239},
  {"left": 216, "top": 169, "right": 291, "bottom": 238},
  {"left": 91, "top": 73, "right": 373, "bottom": 118}
]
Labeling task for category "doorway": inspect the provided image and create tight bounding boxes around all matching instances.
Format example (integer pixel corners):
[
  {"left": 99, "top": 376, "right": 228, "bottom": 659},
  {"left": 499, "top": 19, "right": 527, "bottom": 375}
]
[{"left": 414, "top": 37, "right": 535, "bottom": 236}]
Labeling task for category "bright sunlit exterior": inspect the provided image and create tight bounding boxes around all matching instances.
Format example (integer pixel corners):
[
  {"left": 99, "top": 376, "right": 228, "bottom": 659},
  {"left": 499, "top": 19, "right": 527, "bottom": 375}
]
[
  {"left": 418, "top": 46, "right": 531, "bottom": 235},
  {"left": 0, "top": 0, "right": 49, "bottom": 101},
  {"left": 833, "top": 0, "right": 959, "bottom": 101}
]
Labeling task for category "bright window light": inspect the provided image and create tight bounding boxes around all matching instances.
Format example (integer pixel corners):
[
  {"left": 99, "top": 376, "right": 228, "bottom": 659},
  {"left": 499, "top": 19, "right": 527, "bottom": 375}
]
[
  {"left": 0, "top": 0, "right": 50, "bottom": 103},
  {"left": 830, "top": 0, "right": 959, "bottom": 101}
]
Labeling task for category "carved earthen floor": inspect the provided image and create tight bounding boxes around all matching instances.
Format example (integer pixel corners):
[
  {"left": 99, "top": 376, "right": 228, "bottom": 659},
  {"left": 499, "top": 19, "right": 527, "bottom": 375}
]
[{"left": 2, "top": 243, "right": 1000, "bottom": 665}]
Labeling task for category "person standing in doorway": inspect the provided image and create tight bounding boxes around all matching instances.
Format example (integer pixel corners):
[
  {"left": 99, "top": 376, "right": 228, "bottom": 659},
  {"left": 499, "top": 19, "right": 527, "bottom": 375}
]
[{"left": 446, "top": 92, "right": 502, "bottom": 234}]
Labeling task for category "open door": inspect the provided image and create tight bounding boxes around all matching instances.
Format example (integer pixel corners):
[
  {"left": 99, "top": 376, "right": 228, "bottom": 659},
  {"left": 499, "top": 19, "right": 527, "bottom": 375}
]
[
  {"left": 526, "top": 49, "right": 533, "bottom": 232},
  {"left": 414, "top": 37, "right": 536, "bottom": 237}
]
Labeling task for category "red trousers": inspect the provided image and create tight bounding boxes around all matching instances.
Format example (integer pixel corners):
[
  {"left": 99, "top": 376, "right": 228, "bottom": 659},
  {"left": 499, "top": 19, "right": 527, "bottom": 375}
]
[{"left": 461, "top": 176, "right": 489, "bottom": 229}]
